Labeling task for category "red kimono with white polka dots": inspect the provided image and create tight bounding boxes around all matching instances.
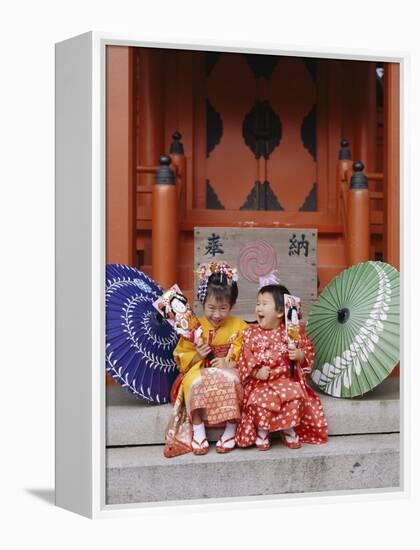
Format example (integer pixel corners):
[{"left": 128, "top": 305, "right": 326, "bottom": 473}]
[{"left": 235, "top": 324, "right": 328, "bottom": 447}]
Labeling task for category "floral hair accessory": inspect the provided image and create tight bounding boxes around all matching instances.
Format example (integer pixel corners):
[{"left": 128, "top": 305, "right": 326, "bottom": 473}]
[
  {"left": 196, "top": 261, "right": 238, "bottom": 303},
  {"left": 258, "top": 270, "right": 281, "bottom": 289}
]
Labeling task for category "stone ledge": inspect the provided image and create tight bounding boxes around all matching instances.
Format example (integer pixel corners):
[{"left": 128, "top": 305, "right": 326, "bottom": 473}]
[
  {"left": 106, "top": 433, "right": 400, "bottom": 504},
  {"left": 106, "top": 377, "right": 400, "bottom": 446}
]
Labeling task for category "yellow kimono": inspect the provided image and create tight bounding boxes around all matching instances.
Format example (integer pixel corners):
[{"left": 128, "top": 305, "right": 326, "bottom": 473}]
[
  {"left": 174, "top": 315, "right": 247, "bottom": 410},
  {"left": 164, "top": 315, "right": 247, "bottom": 457}
]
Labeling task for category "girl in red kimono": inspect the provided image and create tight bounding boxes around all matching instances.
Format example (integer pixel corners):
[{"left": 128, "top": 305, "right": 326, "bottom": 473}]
[{"left": 235, "top": 283, "right": 328, "bottom": 450}]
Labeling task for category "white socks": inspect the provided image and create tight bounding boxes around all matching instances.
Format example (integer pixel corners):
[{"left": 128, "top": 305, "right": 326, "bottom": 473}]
[
  {"left": 193, "top": 421, "right": 237, "bottom": 451},
  {"left": 216, "top": 421, "right": 236, "bottom": 449},
  {"left": 256, "top": 428, "right": 269, "bottom": 445},
  {"left": 223, "top": 421, "right": 237, "bottom": 439},
  {"left": 283, "top": 427, "right": 298, "bottom": 442},
  {"left": 192, "top": 422, "right": 208, "bottom": 449}
]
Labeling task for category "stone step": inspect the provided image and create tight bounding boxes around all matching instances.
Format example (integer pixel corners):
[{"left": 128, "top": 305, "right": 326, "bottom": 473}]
[
  {"left": 106, "top": 377, "right": 399, "bottom": 446},
  {"left": 106, "top": 433, "right": 400, "bottom": 504}
]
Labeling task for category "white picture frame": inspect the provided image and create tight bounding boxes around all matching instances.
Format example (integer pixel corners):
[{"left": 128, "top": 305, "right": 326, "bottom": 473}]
[{"left": 55, "top": 31, "right": 409, "bottom": 519}]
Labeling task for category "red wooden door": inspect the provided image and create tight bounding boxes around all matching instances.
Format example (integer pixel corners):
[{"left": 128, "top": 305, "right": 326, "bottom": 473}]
[{"left": 201, "top": 53, "right": 318, "bottom": 213}]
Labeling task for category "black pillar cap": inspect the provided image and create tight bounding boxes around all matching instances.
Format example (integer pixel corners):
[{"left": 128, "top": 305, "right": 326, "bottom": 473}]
[
  {"left": 156, "top": 155, "right": 176, "bottom": 185},
  {"left": 169, "top": 131, "right": 184, "bottom": 154},
  {"left": 339, "top": 138, "right": 352, "bottom": 160},
  {"left": 350, "top": 161, "right": 368, "bottom": 189}
]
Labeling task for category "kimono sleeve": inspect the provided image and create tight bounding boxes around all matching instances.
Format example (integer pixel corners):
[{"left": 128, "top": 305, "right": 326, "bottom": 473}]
[
  {"left": 173, "top": 336, "right": 199, "bottom": 374},
  {"left": 299, "top": 334, "right": 315, "bottom": 374},
  {"left": 237, "top": 328, "right": 260, "bottom": 383},
  {"left": 228, "top": 319, "right": 248, "bottom": 362}
]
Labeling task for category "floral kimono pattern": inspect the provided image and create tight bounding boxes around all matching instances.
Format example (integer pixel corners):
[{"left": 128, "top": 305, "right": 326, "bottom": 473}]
[{"left": 164, "top": 315, "right": 247, "bottom": 457}]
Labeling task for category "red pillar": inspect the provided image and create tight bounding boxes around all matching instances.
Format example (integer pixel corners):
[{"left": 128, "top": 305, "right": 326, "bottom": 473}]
[
  {"left": 106, "top": 46, "right": 135, "bottom": 265},
  {"left": 137, "top": 48, "right": 165, "bottom": 214},
  {"left": 384, "top": 63, "right": 400, "bottom": 270}
]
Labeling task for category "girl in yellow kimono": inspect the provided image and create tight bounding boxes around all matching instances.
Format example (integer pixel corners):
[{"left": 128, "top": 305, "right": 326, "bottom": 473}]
[{"left": 164, "top": 261, "right": 247, "bottom": 458}]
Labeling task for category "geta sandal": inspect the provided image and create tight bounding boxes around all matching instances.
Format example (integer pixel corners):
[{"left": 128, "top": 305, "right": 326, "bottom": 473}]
[
  {"left": 216, "top": 435, "right": 236, "bottom": 454},
  {"left": 191, "top": 437, "right": 209, "bottom": 455},
  {"left": 282, "top": 432, "right": 301, "bottom": 449},
  {"left": 255, "top": 433, "right": 271, "bottom": 451}
]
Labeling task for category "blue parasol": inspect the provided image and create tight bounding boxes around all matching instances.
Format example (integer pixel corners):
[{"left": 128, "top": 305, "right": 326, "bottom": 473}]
[{"left": 106, "top": 264, "right": 179, "bottom": 403}]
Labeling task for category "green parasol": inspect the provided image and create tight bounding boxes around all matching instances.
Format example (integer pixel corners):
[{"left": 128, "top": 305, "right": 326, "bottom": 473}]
[{"left": 307, "top": 261, "right": 400, "bottom": 398}]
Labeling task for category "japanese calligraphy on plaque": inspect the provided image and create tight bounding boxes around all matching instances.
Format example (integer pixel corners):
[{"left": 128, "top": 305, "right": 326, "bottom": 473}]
[
  {"left": 204, "top": 232, "right": 225, "bottom": 257},
  {"left": 194, "top": 227, "right": 317, "bottom": 322}
]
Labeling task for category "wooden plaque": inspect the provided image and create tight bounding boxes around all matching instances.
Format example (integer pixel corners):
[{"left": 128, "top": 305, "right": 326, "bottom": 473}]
[{"left": 194, "top": 227, "right": 317, "bottom": 322}]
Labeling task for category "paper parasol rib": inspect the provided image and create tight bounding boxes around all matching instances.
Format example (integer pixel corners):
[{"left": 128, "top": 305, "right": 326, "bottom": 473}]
[
  {"left": 105, "top": 264, "right": 179, "bottom": 404},
  {"left": 307, "top": 261, "right": 400, "bottom": 398}
]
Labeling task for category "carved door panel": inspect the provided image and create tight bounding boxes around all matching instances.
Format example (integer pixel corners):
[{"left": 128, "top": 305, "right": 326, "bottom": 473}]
[{"left": 195, "top": 52, "right": 321, "bottom": 212}]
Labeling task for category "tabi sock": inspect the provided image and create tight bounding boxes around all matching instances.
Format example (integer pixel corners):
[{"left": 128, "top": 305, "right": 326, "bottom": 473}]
[
  {"left": 256, "top": 428, "right": 269, "bottom": 444},
  {"left": 217, "top": 421, "right": 237, "bottom": 448},
  {"left": 192, "top": 422, "right": 208, "bottom": 448},
  {"left": 283, "top": 427, "right": 298, "bottom": 441}
]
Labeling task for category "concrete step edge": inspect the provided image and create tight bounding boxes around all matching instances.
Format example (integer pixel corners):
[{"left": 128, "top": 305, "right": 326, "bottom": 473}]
[
  {"left": 106, "top": 378, "right": 400, "bottom": 446},
  {"left": 106, "top": 433, "right": 400, "bottom": 504}
]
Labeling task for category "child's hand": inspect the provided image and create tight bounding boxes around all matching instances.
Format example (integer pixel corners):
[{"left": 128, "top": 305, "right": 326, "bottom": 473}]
[
  {"left": 256, "top": 366, "right": 270, "bottom": 380},
  {"left": 288, "top": 348, "right": 304, "bottom": 363},
  {"left": 196, "top": 342, "right": 212, "bottom": 359},
  {"left": 209, "top": 357, "right": 226, "bottom": 369}
]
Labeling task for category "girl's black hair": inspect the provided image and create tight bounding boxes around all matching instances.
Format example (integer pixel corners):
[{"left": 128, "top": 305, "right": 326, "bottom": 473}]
[
  {"left": 205, "top": 273, "right": 238, "bottom": 307},
  {"left": 258, "top": 284, "right": 290, "bottom": 313}
]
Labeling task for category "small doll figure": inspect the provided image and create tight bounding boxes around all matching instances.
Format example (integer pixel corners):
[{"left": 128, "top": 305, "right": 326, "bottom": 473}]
[
  {"left": 285, "top": 294, "right": 303, "bottom": 377},
  {"left": 154, "top": 284, "right": 202, "bottom": 344},
  {"left": 286, "top": 295, "right": 301, "bottom": 326},
  {"left": 164, "top": 261, "right": 247, "bottom": 457},
  {"left": 235, "top": 278, "right": 328, "bottom": 451}
]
